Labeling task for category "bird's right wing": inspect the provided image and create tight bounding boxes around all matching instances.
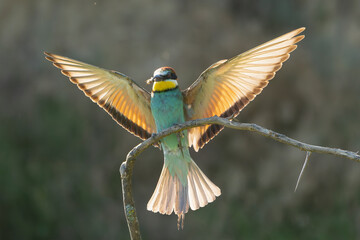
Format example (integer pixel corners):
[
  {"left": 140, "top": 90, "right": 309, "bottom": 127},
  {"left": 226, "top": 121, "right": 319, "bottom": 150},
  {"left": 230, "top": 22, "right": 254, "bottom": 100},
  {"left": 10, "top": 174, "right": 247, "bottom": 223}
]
[{"left": 45, "top": 52, "right": 157, "bottom": 140}]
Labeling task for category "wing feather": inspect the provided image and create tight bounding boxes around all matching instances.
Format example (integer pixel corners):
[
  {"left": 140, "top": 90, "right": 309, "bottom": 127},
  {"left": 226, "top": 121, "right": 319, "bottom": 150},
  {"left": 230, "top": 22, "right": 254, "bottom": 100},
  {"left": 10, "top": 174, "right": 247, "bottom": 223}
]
[
  {"left": 44, "top": 52, "right": 156, "bottom": 140},
  {"left": 183, "top": 28, "right": 305, "bottom": 151}
]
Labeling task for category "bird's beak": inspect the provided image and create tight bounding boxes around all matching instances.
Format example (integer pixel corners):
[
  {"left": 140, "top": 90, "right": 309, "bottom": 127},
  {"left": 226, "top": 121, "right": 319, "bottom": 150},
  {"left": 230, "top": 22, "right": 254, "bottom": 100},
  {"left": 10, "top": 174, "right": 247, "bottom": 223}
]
[{"left": 146, "top": 77, "right": 154, "bottom": 85}]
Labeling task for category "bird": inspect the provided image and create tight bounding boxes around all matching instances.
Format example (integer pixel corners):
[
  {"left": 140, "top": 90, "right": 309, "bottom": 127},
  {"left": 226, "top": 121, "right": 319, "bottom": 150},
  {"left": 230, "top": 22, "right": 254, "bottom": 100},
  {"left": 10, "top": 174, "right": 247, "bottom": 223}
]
[{"left": 44, "top": 27, "right": 305, "bottom": 229}]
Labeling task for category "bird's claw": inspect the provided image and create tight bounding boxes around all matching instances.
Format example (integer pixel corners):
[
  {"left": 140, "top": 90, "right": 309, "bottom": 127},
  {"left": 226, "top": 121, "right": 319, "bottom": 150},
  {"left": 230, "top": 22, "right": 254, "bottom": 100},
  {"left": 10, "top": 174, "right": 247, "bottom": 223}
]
[
  {"left": 177, "top": 131, "right": 184, "bottom": 138},
  {"left": 226, "top": 112, "right": 238, "bottom": 121},
  {"left": 151, "top": 133, "right": 161, "bottom": 150},
  {"left": 177, "top": 132, "right": 185, "bottom": 157}
]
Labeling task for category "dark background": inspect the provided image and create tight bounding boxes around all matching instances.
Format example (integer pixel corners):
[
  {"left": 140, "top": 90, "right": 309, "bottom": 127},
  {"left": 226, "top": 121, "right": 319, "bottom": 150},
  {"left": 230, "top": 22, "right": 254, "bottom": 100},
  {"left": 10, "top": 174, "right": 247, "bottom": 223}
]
[{"left": 1, "top": 0, "right": 359, "bottom": 239}]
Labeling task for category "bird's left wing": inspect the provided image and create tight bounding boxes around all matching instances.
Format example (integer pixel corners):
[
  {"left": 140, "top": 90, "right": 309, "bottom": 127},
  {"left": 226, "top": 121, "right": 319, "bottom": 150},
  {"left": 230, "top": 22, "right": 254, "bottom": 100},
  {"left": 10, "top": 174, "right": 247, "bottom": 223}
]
[
  {"left": 45, "top": 52, "right": 156, "bottom": 140},
  {"left": 182, "top": 28, "right": 305, "bottom": 151}
]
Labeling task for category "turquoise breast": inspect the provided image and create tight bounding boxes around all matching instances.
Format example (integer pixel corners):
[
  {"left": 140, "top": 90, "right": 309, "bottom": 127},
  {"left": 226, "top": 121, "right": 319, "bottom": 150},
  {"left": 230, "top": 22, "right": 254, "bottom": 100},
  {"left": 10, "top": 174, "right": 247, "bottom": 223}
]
[{"left": 150, "top": 88, "right": 188, "bottom": 150}]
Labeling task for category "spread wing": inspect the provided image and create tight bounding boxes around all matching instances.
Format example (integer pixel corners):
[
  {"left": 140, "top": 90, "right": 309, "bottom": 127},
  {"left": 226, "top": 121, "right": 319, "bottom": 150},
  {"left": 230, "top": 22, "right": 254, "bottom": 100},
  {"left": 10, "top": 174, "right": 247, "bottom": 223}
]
[
  {"left": 183, "top": 28, "right": 305, "bottom": 151},
  {"left": 44, "top": 52, "right": 156, "bottom": 140}
]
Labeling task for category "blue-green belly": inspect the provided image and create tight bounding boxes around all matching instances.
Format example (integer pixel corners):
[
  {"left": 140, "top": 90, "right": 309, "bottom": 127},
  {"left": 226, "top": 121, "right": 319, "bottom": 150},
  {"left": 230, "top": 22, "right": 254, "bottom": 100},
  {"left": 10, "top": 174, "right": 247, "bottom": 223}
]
[{"left": 150, "top": 88, "right": 188, "bottom": 151}]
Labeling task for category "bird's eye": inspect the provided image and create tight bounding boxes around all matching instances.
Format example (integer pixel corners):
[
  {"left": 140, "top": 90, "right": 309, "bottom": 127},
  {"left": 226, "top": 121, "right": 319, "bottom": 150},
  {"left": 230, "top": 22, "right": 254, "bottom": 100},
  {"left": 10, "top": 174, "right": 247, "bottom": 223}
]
[
  {"left": 171, "top": 72, "right": 177, "bottom": 79},
  {"left": 166, "top": 72, "right": 176, "bottom": 79}
]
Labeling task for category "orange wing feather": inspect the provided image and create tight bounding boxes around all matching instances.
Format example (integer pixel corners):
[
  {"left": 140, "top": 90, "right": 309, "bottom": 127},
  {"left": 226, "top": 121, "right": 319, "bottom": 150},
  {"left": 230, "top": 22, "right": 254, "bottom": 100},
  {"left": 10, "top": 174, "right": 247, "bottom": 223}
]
[
  {"left": 45, "top": 52, "right": 156, "bottom": 140},
  {"left": 183, "top": 28, "right": 305, "bottom": 151}
]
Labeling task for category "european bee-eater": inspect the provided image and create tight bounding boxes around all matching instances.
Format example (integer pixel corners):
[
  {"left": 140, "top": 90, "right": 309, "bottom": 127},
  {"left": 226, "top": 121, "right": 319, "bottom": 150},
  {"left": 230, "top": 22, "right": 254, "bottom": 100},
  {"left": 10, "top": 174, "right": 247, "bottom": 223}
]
[{"left": 45, "top": 27, "right": 305, "bottom": 228}]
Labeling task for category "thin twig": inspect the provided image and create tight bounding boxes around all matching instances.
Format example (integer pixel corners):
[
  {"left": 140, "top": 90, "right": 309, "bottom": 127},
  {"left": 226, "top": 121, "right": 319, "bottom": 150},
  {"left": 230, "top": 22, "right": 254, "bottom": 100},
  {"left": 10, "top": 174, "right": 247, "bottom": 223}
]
[
  {"left": 295, "top": 151, "right": 311, "bottom": 192},
  {"left": 119, "top": 116, "right": 360, "bottom": 239}
]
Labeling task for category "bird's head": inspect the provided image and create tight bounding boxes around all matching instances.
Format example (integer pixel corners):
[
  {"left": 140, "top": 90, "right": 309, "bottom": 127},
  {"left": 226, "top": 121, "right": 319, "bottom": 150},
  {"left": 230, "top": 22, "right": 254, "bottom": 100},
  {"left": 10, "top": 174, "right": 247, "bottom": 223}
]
[{"left": 146, "top": 67, "right": 177, "bottom": 84}]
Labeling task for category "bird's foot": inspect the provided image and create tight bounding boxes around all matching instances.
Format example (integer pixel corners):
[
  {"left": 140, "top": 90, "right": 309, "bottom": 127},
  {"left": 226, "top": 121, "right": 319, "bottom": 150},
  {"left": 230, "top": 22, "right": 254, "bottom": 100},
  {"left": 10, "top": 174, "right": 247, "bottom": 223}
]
[
  {"left": 151, "top": 133, "right": 161, "bottom": 150},
  {"left": 177, "top": 131, "right": 184, "bottom": 138},
  {"left": 226, "top": 112, "right": 238, "bottom": 121}
]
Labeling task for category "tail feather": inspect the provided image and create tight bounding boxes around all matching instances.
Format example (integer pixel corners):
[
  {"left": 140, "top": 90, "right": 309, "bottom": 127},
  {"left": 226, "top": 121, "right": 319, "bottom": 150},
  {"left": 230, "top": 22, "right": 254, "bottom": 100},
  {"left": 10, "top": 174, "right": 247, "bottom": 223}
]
[
  {"left": 164, "top": 174, "right": 176, "bottom": 215},
  {"left": 147, "top": 159, "right": 221, "bottom": 227},
  {"left": 188, "top": 161, "right": 220, "bottom": 208},
  {"left": 148, "top": 164, "right": 166, "bottom": 213},
  {"left": 158, "top": 170, "right": 169, "bottom": 214},
  {"left": 187, "top": 172, "right": 200, "bottom": 210}
]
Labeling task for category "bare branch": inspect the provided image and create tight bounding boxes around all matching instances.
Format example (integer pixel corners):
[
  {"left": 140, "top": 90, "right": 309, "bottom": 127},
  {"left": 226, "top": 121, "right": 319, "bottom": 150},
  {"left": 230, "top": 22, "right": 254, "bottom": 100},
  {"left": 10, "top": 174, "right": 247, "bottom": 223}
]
[
  {"left": 120, "top": 162, "right": 142, "bottom": 240},
  {"left": 119, "top": 116, "right": 360, "bottom": 239}
]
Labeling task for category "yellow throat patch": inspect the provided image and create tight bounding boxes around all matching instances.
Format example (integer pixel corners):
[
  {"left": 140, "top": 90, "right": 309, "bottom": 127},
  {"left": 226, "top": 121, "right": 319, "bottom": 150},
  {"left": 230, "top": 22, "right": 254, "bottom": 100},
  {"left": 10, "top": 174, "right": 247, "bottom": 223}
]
[{"left": 152, "top": 80, "right": 178, "bottom": 92}]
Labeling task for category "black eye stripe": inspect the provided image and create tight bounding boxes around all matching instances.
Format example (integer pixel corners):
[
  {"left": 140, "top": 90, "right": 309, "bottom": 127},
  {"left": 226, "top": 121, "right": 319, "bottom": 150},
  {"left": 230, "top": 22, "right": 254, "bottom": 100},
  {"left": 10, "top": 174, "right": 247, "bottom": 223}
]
[
  {"left": 164, "top": 72, "right": 177, "bottom": 79},
  {"left": 170, "top": 72, "right": 177, "bottom": 79},
  {"left": 155, "top": 71, "right": 177, "bottom": 80}
]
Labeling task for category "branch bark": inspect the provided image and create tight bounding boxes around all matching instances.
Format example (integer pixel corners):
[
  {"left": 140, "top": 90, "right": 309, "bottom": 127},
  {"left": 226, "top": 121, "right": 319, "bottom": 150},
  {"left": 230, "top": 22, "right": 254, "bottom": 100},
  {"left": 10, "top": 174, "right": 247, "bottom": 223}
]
[{"left": 119, "top": 116, "right": 360, "bottom": 239}]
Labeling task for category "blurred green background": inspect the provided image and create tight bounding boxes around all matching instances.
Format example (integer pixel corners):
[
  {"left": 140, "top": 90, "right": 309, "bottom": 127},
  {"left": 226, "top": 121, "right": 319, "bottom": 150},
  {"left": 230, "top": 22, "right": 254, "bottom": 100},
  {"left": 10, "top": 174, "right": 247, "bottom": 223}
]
[{"left": 1, "top": 0, "right": 360, "bottom": 239}]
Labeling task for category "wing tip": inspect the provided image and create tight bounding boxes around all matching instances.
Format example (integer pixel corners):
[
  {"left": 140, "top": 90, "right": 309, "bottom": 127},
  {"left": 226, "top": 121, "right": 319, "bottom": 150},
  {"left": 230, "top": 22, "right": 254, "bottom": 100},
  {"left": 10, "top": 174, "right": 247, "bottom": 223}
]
[
  {"left": 53, "top": 62, "right": 64, "bottom": 69},
  {"left": 290, "top": 27, "right": 306, "bottom": 37},
  {"left": 44, "top": 52, "right": 61, "bottom": 61},
  {"left": 287, "top": 45, "right": 298, "bottom": 55},
  {"left": 61, "top": 70, "right": 71, "bottom": 77},
  {"left": 293, "top": 35, "right": 305, "bottom": 45},
  {"left": 44, "top": 56, "right": 54, "bottom": 62},
  {"left": 45, "top": 53, "right": 72, "bottom": 73},
  {"left": 296, "top": 27, "right": 306, "bottom": 33}
]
